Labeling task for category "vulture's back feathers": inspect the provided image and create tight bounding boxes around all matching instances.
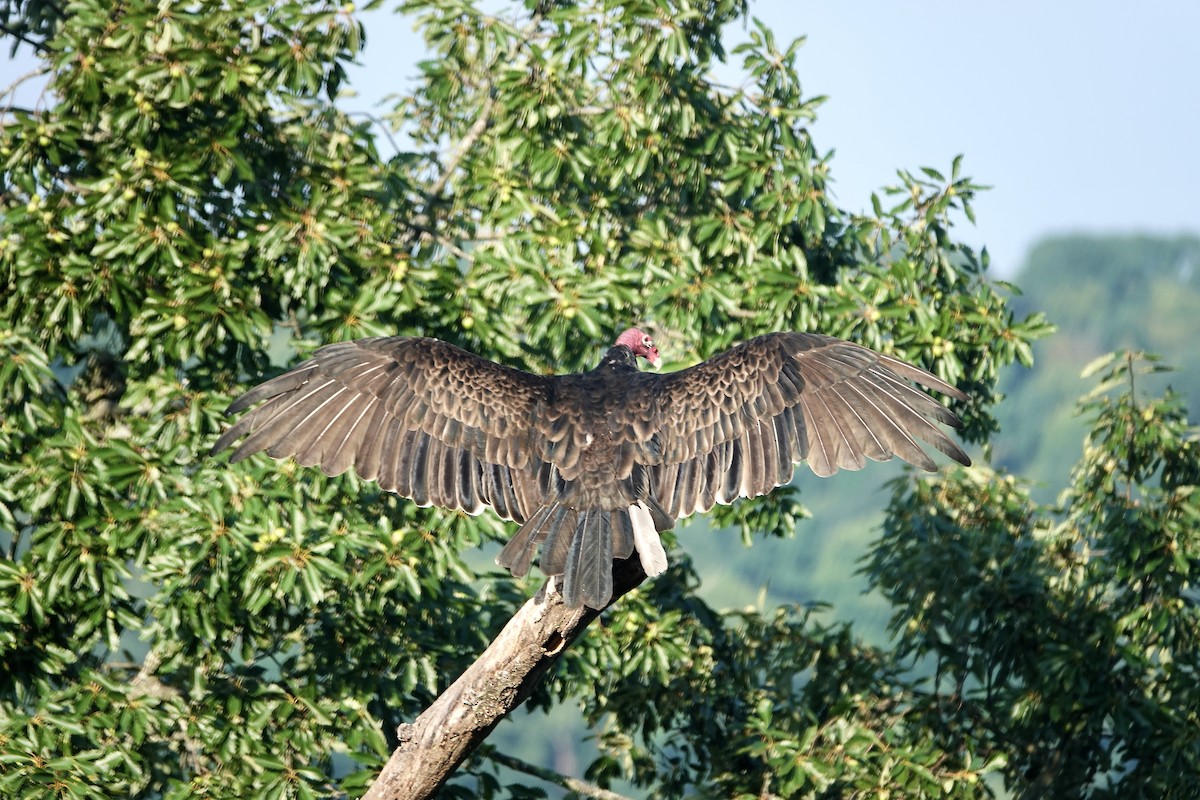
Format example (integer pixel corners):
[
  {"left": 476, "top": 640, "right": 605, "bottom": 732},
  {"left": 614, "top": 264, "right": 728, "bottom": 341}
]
[{"left": 215, "top": 331, "right": 971, "bottom": 609}]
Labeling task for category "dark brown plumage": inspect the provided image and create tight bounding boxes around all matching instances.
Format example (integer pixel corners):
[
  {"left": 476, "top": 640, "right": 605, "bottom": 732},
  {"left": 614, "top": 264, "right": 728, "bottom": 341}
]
[{"left": 213, "top": 329, "right": 970, "bottom": 609}]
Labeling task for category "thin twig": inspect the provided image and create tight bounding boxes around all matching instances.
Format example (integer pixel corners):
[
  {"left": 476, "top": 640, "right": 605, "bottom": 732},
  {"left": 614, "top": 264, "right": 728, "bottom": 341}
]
[
  {"left": 1124, "top": 350, "right": 1137, "bottom": 500},
  {"left": 0, "top": 64, "right": 51, "bottom": 112},
  {"left": 430, "top": 232, "right": 475, "bottom": 263},
  {"left": 129, "top": 649, "right": 180, "bottom": 701},
  {"left": 346, "top": 110, "right": 404, "bottom": 157}
]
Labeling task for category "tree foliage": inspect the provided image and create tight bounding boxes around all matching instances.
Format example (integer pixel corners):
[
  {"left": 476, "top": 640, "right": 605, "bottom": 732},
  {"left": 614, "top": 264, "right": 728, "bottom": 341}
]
[
  {"left": 869, "top": 353, "right": 1200, "bottom": 798},
  {"left": 5, "top": 1, "right": 1194, "bottom": 798}
]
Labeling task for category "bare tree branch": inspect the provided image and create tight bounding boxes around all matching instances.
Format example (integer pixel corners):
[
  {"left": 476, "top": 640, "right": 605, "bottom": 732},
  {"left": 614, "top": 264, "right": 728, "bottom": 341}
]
[
  {"left": 361, "top": 556, "right": 648, "bottom": 800},
  {"left": 0, "top": 23, "right": 52, "bottom": 54},
  {"left": 485, "top": 748, "right": 636, "bottom": 800}
]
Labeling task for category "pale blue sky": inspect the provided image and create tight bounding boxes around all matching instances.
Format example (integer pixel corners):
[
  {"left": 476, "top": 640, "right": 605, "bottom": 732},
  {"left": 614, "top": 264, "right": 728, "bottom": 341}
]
[
  {"left": 5, "top": 1, "right": 1197, "bottom": 278},
  {"left": 341, "top": 0, "right": 1200, "bottom": 278}
]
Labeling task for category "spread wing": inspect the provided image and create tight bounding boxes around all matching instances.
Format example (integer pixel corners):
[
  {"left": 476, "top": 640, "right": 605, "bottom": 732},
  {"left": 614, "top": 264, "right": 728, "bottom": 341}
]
[
  {"left": 212, "top": 337, "right": 557, "bottom": 522},
  {"left": 642, "top": 332, "right": 970, "bottom": 519}
]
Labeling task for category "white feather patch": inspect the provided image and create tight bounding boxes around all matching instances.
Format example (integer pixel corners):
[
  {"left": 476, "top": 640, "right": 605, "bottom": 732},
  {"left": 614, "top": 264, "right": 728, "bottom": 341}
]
[{"left": 630, "top": 501, "right": 668, "bottom": 576}]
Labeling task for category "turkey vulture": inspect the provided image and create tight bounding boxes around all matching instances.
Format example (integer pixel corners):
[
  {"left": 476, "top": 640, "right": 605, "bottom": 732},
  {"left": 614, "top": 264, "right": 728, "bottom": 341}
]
[{"left": 214, "top": 328, "right": 970, "bottom": 609}]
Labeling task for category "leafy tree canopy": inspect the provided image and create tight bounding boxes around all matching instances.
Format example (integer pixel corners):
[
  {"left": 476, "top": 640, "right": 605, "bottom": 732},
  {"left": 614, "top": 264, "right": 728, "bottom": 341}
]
[{"left": 4, "top": 1, "right": 1195, "bottom": 799}]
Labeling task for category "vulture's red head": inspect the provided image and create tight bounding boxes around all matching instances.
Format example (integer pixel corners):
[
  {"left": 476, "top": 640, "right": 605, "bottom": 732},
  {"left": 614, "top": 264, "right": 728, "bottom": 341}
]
[{"left": 615, "top": 327, "right": 662, "bottom": 369}]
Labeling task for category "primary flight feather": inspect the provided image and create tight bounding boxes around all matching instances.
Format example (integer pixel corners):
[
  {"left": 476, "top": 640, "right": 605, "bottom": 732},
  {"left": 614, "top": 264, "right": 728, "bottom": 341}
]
[{"left": 214, "top": 328, "right": 970, "bottom": 609}]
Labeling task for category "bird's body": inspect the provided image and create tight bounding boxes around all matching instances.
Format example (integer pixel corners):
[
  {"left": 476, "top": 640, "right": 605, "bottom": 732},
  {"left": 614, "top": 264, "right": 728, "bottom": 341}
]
[{"left": 214, "top": 329, "right": 970, "bottom": 609}]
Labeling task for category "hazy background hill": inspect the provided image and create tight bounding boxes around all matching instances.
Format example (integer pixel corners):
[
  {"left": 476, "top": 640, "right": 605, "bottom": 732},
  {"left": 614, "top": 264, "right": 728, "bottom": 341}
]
[{"left": 992, "top": 234, "right": 1200, "bottom": 499}]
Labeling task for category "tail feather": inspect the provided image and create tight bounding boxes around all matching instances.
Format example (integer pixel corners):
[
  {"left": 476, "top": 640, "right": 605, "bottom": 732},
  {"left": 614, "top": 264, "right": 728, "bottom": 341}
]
[
  {"left": 612, "top": 510, "right": 635, "bottom": 560},
  {"left": 563, "top": 510, "right": 613, "bottom": 609},
  {"left": 494, "top": 501, "right": 675, "bottom": 609},
  {"left": 630, "top": 502, "right": 668, "bottom": 577},
  {"left": 496, "top": 505, "right": 551, "bottom": 577},
  {"left": 539, "top": 505, "right": 577, "bottom": 576}
]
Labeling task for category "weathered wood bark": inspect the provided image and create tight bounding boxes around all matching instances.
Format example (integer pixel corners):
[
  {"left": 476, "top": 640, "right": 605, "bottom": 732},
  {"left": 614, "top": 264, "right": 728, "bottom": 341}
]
[{"left": 361, "top": 556, "right": 648, "bottom": 800}]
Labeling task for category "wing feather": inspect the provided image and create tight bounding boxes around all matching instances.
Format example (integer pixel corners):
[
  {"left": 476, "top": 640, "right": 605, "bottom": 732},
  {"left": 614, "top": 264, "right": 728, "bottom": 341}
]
[
  {"left": 224, "top": 378, "right": 337, "bottom": 461},
  {"left": 456, "top": 447, "right": 481, "bottom": 515},
  {"left": 539, "top": 505, "right": 577, "bottom": 577},
  {"left": 497, "top": 505, "right": 549, "bottom": 577},
  {"left": 612, "top": 510, "right": 635, "bottom": 561},
  {"left": 644, "top": 332, "right": 970, "bottom": 506},
  {"left": 274, "top": 383, "right": 351, "bottom": 464},
  {"left": 480, "top": 462, "right": 513, "bottom": 520},
  {"left": 215, "top": 336, "right": 555, "bottom": 520},
  {"left": 293, "top": 387, "right": 360, "bottom": 469},
  {"left": 807, "top": 390, "right": 866, "bottom": 473},
  {"left": 823, "top": 384, "right": 889, "bottom": 463},
  {"left": 323, "top": 395, "right": 377, "bottom": 477},
  {"left": 857, "top": 373, "right": 970, "bottom": 464},
  {"left": 406, "top": 429, "right": 431, "bottom": 506},
  {"left": 563, "top": 510, "right": 613, "bottom": 609}
]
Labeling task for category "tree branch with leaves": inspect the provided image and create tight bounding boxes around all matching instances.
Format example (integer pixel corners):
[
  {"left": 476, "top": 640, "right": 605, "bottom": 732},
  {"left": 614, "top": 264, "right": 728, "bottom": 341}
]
[{"left": 27, "top": 2, "right": 1200, "bottom": 800}]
